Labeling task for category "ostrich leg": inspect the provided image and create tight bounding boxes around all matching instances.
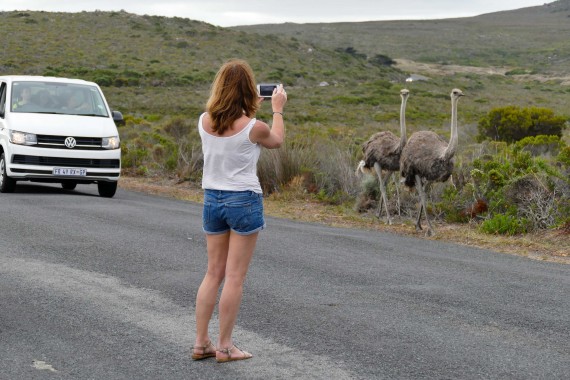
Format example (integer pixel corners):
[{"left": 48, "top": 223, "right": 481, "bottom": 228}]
[
  {"left": 414, "top": 174, "right": 435, "bottom": 236},
  {"left": 373, "top": 162, "right": 392, "bottom": 225},
  {"left": 413, "top": 177, "right": 425, "bottom": 231},
  {"left": 392, "top": 173, "right": 401, "bottom": 216},
  {"left": 377, "top": 174, "right": 392, "bottom": 219},
  {"left": 415, "top": 202, "right": 423, "bottom": 232}
]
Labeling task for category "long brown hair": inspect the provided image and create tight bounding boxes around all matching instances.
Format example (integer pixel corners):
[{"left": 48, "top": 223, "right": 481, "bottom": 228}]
[{"left": 206, "top": 59, "right": 260, "bottom": 135}]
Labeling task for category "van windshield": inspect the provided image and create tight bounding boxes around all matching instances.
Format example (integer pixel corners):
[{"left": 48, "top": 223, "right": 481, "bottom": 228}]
[{"left": 10, "top": 81, "right": 109, "bottom": 117}]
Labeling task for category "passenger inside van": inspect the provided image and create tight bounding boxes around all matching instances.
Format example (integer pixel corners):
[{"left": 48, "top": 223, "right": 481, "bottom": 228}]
[{"left": 63, "top": 90, "right": 92, "bottom": 113}]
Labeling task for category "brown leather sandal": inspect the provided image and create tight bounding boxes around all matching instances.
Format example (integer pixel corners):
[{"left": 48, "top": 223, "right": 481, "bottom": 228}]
[
  {"left": 216, "top": 345, "right": 253, "bottom": 363},
  {"left": 191, "top": 340, "right": 216, "bottom": 360}
]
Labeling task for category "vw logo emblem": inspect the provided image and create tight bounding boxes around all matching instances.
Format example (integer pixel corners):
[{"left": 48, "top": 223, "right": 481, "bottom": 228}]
[{"left": 64, "top": 137, "right": 76, "bottom": 149}]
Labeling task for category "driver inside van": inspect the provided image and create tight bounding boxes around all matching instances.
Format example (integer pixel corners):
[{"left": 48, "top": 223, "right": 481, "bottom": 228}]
[{"left": 12, "top": 87, "right": 32, "bottom": 110}]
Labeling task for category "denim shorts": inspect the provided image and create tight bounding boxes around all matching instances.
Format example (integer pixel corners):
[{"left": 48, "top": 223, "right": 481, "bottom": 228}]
[{"left": 202, "top": 190, "right": 265, "bottom": 235}]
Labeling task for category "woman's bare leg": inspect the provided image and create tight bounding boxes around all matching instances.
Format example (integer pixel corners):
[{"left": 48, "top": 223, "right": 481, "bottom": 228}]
[
  {"left": 217, "top": 231, "right": 258, "bottom": 350},
  {"left": 194, "top": 232, "right": 230, "bottom": 349}
]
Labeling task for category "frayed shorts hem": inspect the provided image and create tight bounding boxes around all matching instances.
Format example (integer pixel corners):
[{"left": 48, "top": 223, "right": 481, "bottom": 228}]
[{"left": 203, "top": 223, "right": 265, "bottom": 236}]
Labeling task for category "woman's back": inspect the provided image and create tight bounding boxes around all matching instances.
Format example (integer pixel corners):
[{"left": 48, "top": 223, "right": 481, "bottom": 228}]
[{"left": 199, "top": 113, "right": 262, "bottom": 193}]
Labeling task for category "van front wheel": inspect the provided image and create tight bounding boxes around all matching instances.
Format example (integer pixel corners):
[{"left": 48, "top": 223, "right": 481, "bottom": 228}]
[
  {"left": 0, "top": 153, "right": 16, "bottom": 193},
  {"left": 98, "top": 181, "right": 117, "bottom": 198}
]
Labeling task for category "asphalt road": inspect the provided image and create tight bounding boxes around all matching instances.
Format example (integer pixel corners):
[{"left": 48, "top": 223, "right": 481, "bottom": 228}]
[{"left": 1, "top": 183, "right": 568, "bottom": 379}]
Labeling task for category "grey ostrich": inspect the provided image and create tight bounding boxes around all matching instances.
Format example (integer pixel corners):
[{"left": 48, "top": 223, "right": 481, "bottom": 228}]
[
  {"left": 399, "top": 88, "right": 464, "bottom": 236},
  {"left": 357, "top": 88, "right": 409, "bottom": 224}
]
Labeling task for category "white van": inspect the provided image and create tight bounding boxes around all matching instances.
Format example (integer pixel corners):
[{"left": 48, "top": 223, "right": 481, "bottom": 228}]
[{"left": 0, "top": 76, "right": 123, "bottom": 197}]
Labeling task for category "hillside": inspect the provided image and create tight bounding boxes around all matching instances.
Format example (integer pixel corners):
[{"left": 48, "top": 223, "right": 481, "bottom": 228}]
[
  {"left": 1, "top": 8, "right": 569, "bottom": 140},
  {"left": 0, "top": 10, "right": 399, "bottom": 120},
  {"left": 233, "top": 0, "right": 570, "bottom": 76}
]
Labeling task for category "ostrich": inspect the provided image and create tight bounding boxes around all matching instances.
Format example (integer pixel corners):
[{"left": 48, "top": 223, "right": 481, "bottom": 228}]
[
  {"left": 357, "top": 88, "right": 409, "bottom": 224},
  {"left": 399, "top": 88, "right": 464, "bottom": 236}
]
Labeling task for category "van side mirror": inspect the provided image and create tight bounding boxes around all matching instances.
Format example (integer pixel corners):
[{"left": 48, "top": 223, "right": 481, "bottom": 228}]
[{"left": 112, "top": 110, "right": 125, "bottom": 126}]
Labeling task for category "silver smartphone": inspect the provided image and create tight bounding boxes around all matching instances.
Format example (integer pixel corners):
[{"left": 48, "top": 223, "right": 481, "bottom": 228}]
[{"left": 257, "top": 83, "right": 278, "bottom": 99}]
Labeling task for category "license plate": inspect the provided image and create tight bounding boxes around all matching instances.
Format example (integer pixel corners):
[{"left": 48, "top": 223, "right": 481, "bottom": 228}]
[{"left": 53, "top": 168, "right": 87, "bottom": 176}]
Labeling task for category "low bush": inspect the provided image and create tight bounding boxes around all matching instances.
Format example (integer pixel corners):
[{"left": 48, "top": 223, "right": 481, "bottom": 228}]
[
  {"left": 480, "top": 213, "right": 528, "bottom": 235},
  {"left": 413, "top": 138, "right": 570, "bottom": 233},
  {"left": 477, "top": 106, "right": 566, "bottom": 143},
  {"left": 558, "top": 146, "right": 570, "bottom": 168},
  {"left": 514, "top": 135, "right": 564, "bottom": 157}
]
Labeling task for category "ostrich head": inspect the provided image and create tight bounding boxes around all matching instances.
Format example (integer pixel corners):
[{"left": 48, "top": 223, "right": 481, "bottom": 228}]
[
  {"left": 400, "top": 88, "right": 410, "bottom": 97},
  {"left": 451, "top": 88, "right": 464, "bottom": 100}
]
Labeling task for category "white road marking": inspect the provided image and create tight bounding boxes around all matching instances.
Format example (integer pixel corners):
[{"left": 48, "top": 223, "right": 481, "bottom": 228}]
[
  {"left": 4, "top": 257, "right": 355, "bottom": 379},
  {"left": 32, "top": 360, "right": 58, "bottom": 372}
]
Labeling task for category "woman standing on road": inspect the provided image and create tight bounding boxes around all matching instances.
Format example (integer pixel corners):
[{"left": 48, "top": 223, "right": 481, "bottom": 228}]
[{"left": 192, "top": 59, "right": 287, "bottom": 363}]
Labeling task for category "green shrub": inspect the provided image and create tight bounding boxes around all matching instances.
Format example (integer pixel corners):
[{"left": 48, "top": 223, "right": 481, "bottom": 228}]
[
  {"left": 122, "top": 144, "right": 149, "bottom": 168},
  {"left": 257, "top": 142, "right": 316, "bottom": 194},
  {"left": 94, "top": 76, "right": 113, "bottom": 87},
  {"left": 512, "top": 150, "right": 534, "bottom": 172},
  {"left": 480, "top": 213, "right": 528, "bottom": 235},
  {"left": 488, "top": 169, "right": 505, "bottom": 188},
  {"left": 437, "top": 185, "right": 467, "bottom": 223},
  {"left": 558, "top": 146, "right": 570, "bottom": 167},
  {"left": 514, "top": 135, "right": 564, "bottom": 157},
  {"left": 361, "top": 174, "right": 380, "bottom": 199},
  {"left": 463, "top": 139, "right": 569, "bottom": 232},
  {"left": 477, "top": 106, "right": 566, "bottom": 143}
]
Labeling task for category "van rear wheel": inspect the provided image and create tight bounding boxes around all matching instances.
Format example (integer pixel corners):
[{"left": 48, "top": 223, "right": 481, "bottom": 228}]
[
  {"left": 98, "top": 181, "right": 117, "bottom": 198},
  {"left": 0, "top": 153, "right": 16, "bottom": 193}
]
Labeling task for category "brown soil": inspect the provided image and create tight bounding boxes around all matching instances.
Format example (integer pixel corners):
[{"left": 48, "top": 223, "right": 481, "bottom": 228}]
[{"left": 394, "top": 58, "right": 570, "bottom": 85}]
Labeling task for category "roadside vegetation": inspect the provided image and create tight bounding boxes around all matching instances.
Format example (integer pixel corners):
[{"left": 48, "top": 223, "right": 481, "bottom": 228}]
[{"left": 0, "top": 8, "right": 568, "bottom": 260}]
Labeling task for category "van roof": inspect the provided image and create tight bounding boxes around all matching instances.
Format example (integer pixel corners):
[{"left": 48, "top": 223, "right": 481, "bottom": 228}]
[{"left": 0, "top": 75, "right": 97, "bottom": 86}]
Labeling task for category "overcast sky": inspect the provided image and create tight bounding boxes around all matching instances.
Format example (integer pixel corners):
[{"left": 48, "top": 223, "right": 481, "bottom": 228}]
[{"left": 0, "top": 1, "right": 549, "bottom": 27}]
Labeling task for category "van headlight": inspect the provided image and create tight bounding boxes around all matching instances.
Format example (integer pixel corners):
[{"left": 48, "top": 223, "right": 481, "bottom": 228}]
[
  {"left": 102, "top": 136, "right": 120, "bottom": 150},
  {"left": 9, "top": 130, "right": 37, "bottom": 145}
]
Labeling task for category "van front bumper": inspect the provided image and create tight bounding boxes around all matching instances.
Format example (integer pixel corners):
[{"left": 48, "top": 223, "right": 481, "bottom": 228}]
[{"left": 6, "top": 145, "right": 121, "bottom": 182}]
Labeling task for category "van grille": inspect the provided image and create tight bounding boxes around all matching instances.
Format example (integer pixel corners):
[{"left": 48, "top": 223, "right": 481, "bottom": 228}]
[
  {"left": 12, "top": 155, "right": 120, "bottom": 168},
  {"left": 36, "top": 135, "right": 103, "bottom": 150}
]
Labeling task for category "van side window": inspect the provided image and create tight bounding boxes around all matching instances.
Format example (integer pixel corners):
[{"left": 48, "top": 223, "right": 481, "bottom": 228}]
[{"left": 0, "top": 82, "right": 7, "bottom": 117}]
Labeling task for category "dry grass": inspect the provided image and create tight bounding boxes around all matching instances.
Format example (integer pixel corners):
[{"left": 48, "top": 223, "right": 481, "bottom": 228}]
[{"left": 119, "top": 176, "right": 569, "bottom": 264}]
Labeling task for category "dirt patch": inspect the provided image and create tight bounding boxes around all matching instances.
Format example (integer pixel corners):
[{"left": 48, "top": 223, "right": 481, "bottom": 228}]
[
  {"left": 394, "top": 58, "right": 509, "bottom": 77},
  {"left": 394, "top": 58, "right": 570, "bottom": 85}
]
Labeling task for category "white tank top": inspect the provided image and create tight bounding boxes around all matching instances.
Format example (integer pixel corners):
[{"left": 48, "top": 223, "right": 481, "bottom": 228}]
[{"left": 199, "top": 113, "right": 262, "bottom": 193}]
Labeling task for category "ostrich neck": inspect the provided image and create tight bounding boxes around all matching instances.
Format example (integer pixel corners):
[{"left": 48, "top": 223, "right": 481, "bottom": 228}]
[
  {"left": 399, "top": 97, "right": 408, "bottom": 149},
  {"left": 443, "top": 97, "right": 459, "bottom": 160}
]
